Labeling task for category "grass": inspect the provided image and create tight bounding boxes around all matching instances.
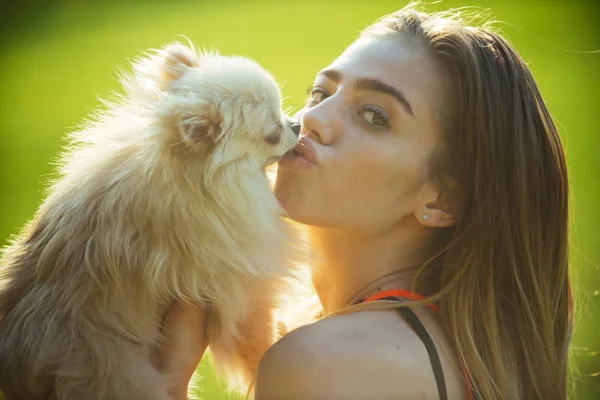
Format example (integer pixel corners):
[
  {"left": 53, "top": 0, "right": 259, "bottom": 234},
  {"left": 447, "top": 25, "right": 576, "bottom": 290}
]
[{"left": 0, "top": 0, "right": 598, "bottom": 398}]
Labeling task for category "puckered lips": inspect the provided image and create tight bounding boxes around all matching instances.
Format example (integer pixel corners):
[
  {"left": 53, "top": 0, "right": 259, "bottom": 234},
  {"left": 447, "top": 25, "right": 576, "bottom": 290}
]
[{"left": 279, "top": 136, "right": 317, "bottom": 168}]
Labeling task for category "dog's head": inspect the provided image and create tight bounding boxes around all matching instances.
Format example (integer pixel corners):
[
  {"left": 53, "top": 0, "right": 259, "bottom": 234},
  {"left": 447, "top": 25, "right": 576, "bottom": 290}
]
[{"left": 141, "top": 42, "right": 299, "bottom": 171}]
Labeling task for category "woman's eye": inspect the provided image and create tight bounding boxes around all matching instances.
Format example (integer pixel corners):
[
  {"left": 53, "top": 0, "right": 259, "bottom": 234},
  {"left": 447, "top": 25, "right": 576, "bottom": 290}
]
[
  {"left": 306, "top": 86, "right": 330, "bottom": 106},
  {"left": 359, "top": 106, "right": 391, "bottom": 128}
]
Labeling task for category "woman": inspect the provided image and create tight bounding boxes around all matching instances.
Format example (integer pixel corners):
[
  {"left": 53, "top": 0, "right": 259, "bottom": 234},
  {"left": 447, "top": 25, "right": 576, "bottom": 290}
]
[{"left": 154, "top": 4, "right": 573, "bottom": 400}]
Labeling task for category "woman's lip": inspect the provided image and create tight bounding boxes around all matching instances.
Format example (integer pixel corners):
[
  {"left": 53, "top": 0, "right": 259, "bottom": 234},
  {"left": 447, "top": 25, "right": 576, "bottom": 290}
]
[
  {"left": 278, "top": 136, "right": 318, "bottom": 169},
  {"left": 278, "top": 152, "right": 315, "bottom": 169},
  {"left": 296, "top": 136, "right": 318, "bottom": 165}
]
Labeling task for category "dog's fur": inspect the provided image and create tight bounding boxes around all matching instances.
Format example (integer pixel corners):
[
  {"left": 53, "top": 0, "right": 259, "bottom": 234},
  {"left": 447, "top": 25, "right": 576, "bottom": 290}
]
[{"left": 0, "top": 42, "right": 300, "bottom": 400}]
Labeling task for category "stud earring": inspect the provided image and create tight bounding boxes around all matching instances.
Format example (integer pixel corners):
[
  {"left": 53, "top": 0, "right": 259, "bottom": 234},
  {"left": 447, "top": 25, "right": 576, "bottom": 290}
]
[{"left": 421, "top": 214, "right": 429, "bottom": 221}]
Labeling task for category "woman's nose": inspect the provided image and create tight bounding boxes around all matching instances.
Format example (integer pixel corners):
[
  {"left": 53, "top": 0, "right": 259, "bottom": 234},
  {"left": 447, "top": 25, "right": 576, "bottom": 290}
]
[{"left": 297, "top": 102, "right": 336, "bottom": 145}]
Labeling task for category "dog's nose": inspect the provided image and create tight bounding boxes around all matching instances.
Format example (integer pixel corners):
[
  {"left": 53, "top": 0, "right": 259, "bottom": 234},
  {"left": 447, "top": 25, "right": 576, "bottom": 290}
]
[
  {"left": 285, "top": 118, "right": 302, "bottom": 136},
  {"left": 291, "top": 123, "right": 301, "bottom": 136}
]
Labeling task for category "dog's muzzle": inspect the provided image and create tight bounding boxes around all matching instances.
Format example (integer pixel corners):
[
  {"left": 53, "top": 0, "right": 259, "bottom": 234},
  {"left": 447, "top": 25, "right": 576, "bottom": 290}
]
[{"left": 285, "top": 118, "right": 301, "bottom": 136}]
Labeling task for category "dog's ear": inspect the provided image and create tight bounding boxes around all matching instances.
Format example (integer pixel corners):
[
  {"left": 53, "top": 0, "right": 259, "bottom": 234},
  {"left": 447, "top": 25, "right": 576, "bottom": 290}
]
[
  {"left": 157, "top": 42, "right": 201, "bottom": 85},
  {"left": 178, "top": 103, "right": 222, "bottom": 146}
]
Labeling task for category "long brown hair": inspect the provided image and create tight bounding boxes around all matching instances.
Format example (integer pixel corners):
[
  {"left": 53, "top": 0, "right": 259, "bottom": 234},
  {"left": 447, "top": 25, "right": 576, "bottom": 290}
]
[{"left": 362, "top": 5, "right": 573, "bottom": 399}]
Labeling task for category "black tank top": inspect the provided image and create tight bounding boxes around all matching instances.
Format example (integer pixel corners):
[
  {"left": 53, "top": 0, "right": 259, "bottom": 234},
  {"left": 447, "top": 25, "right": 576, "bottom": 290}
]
[{"left": 359, "top": 290, "right": 474, "bottom": 400}]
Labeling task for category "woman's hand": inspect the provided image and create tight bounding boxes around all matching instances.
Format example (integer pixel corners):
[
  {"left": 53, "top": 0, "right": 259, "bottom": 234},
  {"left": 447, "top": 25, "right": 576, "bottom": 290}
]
[{"left": 151, "top": 302, "right": 209, "bottom": 400}]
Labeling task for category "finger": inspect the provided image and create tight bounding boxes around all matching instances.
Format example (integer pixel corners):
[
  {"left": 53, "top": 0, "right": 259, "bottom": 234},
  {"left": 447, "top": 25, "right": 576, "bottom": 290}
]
[{"left": 155, "top": 302, "right": 209, "bottom": 398}]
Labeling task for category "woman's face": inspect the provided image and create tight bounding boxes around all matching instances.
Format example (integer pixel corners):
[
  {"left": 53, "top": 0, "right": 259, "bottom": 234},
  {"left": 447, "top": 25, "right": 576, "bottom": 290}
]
[{"left": 275, "top": 35, "right": 446, "bottom": 233}]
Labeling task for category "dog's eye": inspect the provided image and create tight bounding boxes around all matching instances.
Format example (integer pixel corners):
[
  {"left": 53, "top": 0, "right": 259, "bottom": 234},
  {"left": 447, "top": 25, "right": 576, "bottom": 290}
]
[{"left": 265, "top": 130, "right": 281, "bottom": 145}]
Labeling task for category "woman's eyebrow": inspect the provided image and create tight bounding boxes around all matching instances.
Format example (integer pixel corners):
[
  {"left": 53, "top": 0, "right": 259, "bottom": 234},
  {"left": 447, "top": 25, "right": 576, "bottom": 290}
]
[
  {"left": 317, "top": 68, "right": 342, "bottom": 83},
  {"left": 355, "top": 78, "right": 414, "bottom": 116},
  {"left": 316, "top": 68, "right": 414, "bottom": 116}
]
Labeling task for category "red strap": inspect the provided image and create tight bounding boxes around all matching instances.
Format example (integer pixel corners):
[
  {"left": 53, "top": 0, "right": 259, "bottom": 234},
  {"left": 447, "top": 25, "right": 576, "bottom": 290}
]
[
  {"left": 362, "top": 289, "right": 474, "bottom": 400},
  {"left": 362, "top": 289, "right": 440, "bottom": 312},
  {"left": 465, "top": 370, "right": 474, "bottom": 400}
]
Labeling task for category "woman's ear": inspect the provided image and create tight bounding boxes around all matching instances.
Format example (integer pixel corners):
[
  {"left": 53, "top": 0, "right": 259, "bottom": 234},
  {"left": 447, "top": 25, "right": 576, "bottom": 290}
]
[{"left": 415, "top": 180, "right": 459, "bottom": 228}]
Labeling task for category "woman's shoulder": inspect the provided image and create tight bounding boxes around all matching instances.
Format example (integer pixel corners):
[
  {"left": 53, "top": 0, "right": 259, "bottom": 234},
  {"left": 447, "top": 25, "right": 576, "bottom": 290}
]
[{"left": 254, "top": 309, "right": 442, "bottom": 399}]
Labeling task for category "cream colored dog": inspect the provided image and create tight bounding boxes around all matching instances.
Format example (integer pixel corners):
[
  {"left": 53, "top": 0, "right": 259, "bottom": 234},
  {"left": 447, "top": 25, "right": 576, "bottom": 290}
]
[{"left": 0, "top": 42, "right": 300, "bottom": 400}]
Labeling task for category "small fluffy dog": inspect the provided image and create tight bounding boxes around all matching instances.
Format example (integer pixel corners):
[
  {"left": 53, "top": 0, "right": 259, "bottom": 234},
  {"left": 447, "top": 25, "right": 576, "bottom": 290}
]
[{"left": 0, "top": 42, "right": 300, "bottom": 400}]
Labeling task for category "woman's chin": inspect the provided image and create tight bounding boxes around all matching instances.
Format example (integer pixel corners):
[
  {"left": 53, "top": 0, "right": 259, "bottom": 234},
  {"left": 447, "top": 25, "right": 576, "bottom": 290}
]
[
  {"left": 274, "top": 169, "right": 329, "bottom": 227},
  {"left": 274, "top": 188, "right": 306, "bottom": 224}
]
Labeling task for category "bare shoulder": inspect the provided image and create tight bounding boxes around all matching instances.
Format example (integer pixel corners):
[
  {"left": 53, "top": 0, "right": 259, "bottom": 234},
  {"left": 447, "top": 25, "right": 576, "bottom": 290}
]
[{"left": 255, "top": 309, "right": 448, "bottom": 400}]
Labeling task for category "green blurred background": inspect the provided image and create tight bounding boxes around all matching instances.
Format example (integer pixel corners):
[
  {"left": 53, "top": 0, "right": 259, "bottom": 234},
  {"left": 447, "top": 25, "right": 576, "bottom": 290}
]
[{"left": 0, "top": 0, "right": 598, "bottom": 398}]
